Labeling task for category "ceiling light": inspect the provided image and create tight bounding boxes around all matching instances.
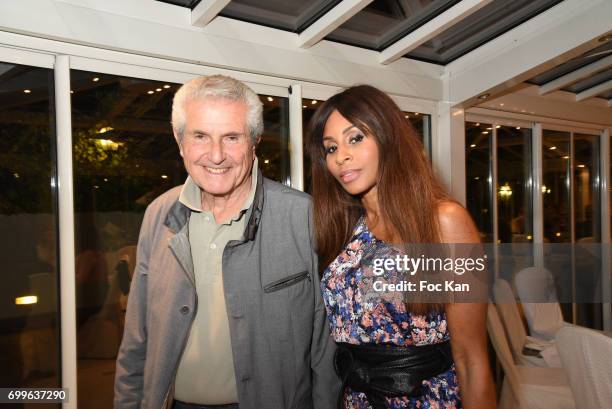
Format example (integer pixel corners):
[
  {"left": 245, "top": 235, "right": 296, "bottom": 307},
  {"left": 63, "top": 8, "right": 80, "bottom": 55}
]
[
  {"left": 495, "top": 125, "right": 501, "bottom": 129},
  {"left": 414, "top": 112, "right": 419, "bottom": 116},
  {"left": 556, "top": 232, "right": 561, "bottom": 237},
  {"left": 474, "top": 177, "right": 480, "bottom": 180},
  {"left": 470, "top": 144, "right": 477, "bottom": 148},
  {"left": 516, "top": 126, "right": 521, "bottom": 130},
  {"left": 478, "top": 93, "right": 490, "bottom": 100},
  {"left": 311, "top": 100, "right": 318, "bottom": 105},
  {"left": 404, "top": 115, "right": 409, "bottom": 119},
  {"left": 93, "top": 77, "right": 99, "bottom": 82},
  {"left": 97, "top": 126, "right": 114, "bottom": 134},
  {"left": 577, "top": 164, "right": 585, "bottom": 168},
  {"left": 486, "top": 127, "right": 492, "bottom": 130},
  {"left": 15, "top": 296, "right": 37, "bottom": 305},
  {"left": 302, "top": 105, "right": 307, "bottom": 108},
  {"left": 147, "top": 90, "right": 154, "bottom": 94},
  {"left": 563, "top": 155, "right": 570, "bottom": 159},
  {"left": 264, "top": 159, "right": 270, "bottom": 164},
  {"left": 103, "top": 178, "right": 108, "bottom": 182},
  {"left": 267, "top": 96, "right": 273, "bottom": 102},
  {"left": 482, "top": 131, "right": 489, "bottom": 135},
  {"left": 475, "top": 122, "right": 480, "bottom": 126},
  {"left": 163, "top": 85, "right": 171, "bottom": 89},
  {"left": 156, "top": 88, "right": 162, "bottom": 92},
  {"left": 498, "top": 184, "right": 512, "bottom": 197},
  {"left": 549, "top": 146, "right": 557, "bottom": 150},
  {"left": 70, "top": 90, "right": 74, "bottom": 94},
  {"left": 23, "top": 89, "right": 31, "bottom": 94},
  {"left": 161, "top": 175, "right": 168, "bottom": 179}
]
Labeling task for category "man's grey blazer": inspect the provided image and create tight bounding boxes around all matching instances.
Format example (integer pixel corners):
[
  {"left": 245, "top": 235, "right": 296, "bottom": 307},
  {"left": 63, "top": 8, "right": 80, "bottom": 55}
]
[{"left": 114, "top": 169, "right": 340, "bottom": 409}]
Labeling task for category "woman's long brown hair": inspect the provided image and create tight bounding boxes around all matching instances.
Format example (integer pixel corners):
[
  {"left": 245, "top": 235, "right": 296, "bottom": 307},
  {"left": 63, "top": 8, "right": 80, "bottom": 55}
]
[{"left": 307, "top": 85, "right": 451, "bottom": 313}]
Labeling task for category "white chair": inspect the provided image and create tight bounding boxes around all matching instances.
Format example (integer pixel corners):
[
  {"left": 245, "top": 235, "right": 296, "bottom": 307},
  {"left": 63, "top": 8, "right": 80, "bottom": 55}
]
[
  {"left": 515, "top": 267, "right": 568, "bottom": 341},
  {"left": 493, "top": 279, "right": 559, "bottom": 367},
  {"left": 556, "top": 326, "right": 612, "bottom": 409},
  {"left": 487, "top": 304, "right": 575, "bottom": 409}
]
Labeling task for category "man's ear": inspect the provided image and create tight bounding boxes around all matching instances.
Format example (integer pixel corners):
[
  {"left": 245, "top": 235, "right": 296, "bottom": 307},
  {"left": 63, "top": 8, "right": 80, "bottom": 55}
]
[
  {"left": 252, "top": 136, "right": 261, "bottom": 156},
  {"left": 173, "top": 131, "right": 184, "bottom": 157}
]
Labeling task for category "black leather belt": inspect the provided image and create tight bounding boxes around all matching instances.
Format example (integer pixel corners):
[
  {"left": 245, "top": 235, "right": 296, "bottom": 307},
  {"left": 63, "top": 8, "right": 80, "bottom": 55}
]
[{"left": 334, "top": 340, "right": 454, "bottom": 409}]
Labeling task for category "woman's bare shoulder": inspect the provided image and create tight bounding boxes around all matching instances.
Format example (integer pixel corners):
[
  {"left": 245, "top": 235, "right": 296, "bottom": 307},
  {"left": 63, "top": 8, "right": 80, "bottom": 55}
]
[{"left": 436, "top": 200, "right": 479, "bottom": 243}]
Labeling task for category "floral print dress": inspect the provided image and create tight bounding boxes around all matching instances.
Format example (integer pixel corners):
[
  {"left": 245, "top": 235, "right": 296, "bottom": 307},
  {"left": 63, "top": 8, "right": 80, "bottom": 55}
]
[{"left": 321, "top": 217, "right": 461, "bottom": 409}]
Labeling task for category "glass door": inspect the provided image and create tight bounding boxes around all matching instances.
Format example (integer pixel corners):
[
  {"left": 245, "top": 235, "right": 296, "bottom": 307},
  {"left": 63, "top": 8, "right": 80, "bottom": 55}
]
[{"left": 0, "top": 53, "right": 61, "bottom": 406}]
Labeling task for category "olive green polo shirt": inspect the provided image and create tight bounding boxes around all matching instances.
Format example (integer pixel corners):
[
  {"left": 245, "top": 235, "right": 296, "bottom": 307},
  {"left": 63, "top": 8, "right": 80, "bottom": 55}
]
[{"left": 174, "top": 159, "right": 257, "bottom": 404}]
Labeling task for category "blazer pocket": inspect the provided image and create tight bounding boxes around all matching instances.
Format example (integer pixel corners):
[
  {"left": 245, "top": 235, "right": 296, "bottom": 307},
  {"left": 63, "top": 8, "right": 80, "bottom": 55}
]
[{"left": 264, "top": 271, "right": 310, "bottom": 293}]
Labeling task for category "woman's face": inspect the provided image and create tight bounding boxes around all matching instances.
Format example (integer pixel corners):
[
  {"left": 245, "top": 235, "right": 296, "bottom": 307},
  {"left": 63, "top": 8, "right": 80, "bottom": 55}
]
[{"left": 322, "top": 110, "right": 379, "bottom": 196}]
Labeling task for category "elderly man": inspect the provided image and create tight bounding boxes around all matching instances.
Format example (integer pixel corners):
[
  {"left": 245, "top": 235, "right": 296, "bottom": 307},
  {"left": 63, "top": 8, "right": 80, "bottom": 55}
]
[{"left": 114, "top": 75, "right": 339, "bottom": 409}]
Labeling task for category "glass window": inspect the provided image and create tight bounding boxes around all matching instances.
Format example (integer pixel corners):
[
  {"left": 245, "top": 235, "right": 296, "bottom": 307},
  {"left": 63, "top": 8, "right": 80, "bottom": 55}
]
[
  {"left": 327, "top": 0, "right": 459, "bottom": 50},
  {"left": 404, "top": 111, "right": 431, "bottom": 159},
  {"left": 496, "top": 125, "right": 533, "bottom": 284},
  {"left": 404, "top": 0, "right": 563, "bottom": 64},
  {"left": 302, "top": 98, "right": 321, "bottom": 194},
  {"left": 542, "top": 130, "right": 571, "bottom": 243},
  {"left": 258, "top": 94, "right": 290, "bottom": 185},
  {"left": 542, "top": 129, "right": 573, "bottom": 322},
  {"left": 574, "top": 134, "right": 601, "bottom": 241},
  {"left": 497, "top": 125, "right": 533, "bottom": 244},
  {"left": 0, "top": 62, "right": 60, "bottom": 394},
  {"left": 71, "top": 71, "right": 182, "bottom": 408},
  {"left": 563, "top": 69, "right": 612, "bottom": 94},
  {"left": 71, "top": 71, "right": 290, "bottom": 407},
  {"left": 465, "top": 121, "right": 493, "bottom": 242},
  {"left": 573, "top": 133, "right": 601, "bottom": 329},
  {"left": 528, "top": 42, "right": 612, "bottom": 86},
  {"left": 219, "top": 0, "right": 342, "bottom": 33}
]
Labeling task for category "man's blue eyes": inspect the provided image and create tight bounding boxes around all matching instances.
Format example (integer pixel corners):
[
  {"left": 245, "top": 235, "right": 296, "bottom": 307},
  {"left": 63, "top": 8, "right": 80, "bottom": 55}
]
[{"left": 324, "top": 134, "right": 365, "bottom": 155}]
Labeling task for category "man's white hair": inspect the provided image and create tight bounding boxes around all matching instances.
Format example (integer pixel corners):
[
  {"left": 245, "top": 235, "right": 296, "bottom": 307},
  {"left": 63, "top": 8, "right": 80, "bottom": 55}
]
[{"left": 171, "top": 75, "right": 263, "bottom": 144}]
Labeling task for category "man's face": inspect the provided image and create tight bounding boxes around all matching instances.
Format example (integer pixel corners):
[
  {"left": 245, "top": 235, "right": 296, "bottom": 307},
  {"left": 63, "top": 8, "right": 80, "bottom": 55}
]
[{"left": 177, "top": 98, "right": 255, "bottom": 200}]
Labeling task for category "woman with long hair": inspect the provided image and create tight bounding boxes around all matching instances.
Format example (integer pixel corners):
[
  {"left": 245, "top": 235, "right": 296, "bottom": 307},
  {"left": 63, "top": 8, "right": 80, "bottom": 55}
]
[{"left": 307, "top": 85, "right": 495, "bottom": 408}]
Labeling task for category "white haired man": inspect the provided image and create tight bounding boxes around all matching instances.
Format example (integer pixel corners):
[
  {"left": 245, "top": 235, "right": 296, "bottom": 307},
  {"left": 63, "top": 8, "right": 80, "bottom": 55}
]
[{"left": 114, "top": 75, "right": 339, "bottom": 409}]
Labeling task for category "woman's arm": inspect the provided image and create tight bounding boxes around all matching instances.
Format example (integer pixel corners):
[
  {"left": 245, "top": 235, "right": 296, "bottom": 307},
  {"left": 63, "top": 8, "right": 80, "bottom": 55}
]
[{"left": 438, "top": 201, "right": 497, "bottom": 409}]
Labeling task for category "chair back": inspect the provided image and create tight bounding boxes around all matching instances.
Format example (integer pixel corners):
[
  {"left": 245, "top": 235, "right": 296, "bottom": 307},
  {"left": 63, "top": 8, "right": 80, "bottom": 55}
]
[
  {"left": 515, "top": 267, "right": 565, "bottom": 340},
  {"left": 493, "top": 279, "right": 527, "bottom": 360},
  {"left": 487, "top": 304, "right": 525, "bottom": 408},
  {"left": 556, "top": 326, "right": 612, "bottom": 409}
]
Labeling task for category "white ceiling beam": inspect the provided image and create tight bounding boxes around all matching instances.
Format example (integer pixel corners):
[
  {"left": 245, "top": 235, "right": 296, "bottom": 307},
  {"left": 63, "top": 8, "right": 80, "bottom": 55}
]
[
  {"left": 379, "top": 0, "right": 491, "bottom": 65},
  {"left": 539, "top": 54, "right": 612, "bottom": 95},
  {"left": 298, "top": 0, "right": 374, "bottom": 49},
  {"left": 191, "top": 0, "right": 231, "bottom": 27},
  {"left": 445, "top": 0, "right": 612, "bottom": 107},
  {"left": 576, "top": 79, "right": 612, "bottom": 101}
]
